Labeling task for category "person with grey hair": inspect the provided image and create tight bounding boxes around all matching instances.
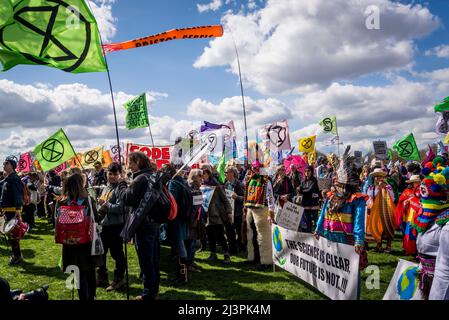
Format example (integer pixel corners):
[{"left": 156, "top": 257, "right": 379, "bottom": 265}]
[
  {"left": 185, "top": 169, "right": 205, "bottom": 272},
  {"left": 224, "top": 166, "right": 246, "bottom": 253},
  {"left": 200, "top": 164, "right": 233, "bottom": 264}
]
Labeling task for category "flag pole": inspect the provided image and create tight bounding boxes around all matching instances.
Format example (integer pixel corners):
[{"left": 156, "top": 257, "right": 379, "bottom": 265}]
[
  {"left": 147, "top": 98, "right": 155, "bottom": 147},
  {"left": 86, "top": 0, "right": 129, "bottom": 301},
  {"left": 230, "top": 31, "right": 249, "bottom": 167}
]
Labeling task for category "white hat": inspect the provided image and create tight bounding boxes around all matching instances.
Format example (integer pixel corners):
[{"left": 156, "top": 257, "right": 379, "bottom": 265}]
[
  {"left": 406, "top": 175, "right": 421, "bottom": 184},
  {"left": 371, "top": 168, "right": 387, "bottom": 177}
]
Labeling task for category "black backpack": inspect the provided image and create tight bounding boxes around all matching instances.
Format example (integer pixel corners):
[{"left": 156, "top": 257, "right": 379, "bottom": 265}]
[
  {"left": 149, "top": 174, "right": 174, "bottom": 223},
  {"left": 171, "top": 179, "right": 194, "bottom": 223}
]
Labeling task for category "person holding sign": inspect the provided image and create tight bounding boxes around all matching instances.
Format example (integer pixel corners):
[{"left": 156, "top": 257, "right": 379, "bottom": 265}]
[
  {"left": 243, "top": 160, "right": 276, "bottom": 271},
  {"left": 315, "top": 146, "right": 368, "bottom": 279}
]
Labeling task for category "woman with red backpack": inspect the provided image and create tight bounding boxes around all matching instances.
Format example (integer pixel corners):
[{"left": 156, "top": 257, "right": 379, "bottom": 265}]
[{"left": 55, "top": 173, "right": 99, "bottom": 301}]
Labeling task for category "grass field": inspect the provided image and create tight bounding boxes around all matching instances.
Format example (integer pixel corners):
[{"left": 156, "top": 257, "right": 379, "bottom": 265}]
[{"left": 0, "top": 218, "right": 415, "bottom": 300}]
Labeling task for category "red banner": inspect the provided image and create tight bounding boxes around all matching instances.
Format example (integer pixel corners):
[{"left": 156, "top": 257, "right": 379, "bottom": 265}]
[{"left": 127, "top": 143, "right": 172, "bottom": 169}]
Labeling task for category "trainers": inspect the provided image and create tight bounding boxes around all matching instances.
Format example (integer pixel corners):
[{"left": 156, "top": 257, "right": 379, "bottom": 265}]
[
  {"left": 206, "top": 253, "right": 217, "bottom": 261},
  {"left": 9, "top": 255, "right": 24, "bottom": 266},
  {"left": 106, "top": 279, "right": 125, "bottom": 292}
]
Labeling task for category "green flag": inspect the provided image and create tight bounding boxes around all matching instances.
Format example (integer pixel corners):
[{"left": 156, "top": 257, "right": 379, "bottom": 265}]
[
  {"left": 33, "top": 128, "right": 76, "bottom": 172},
  {"left": 217, "top": 154, "right": 226, "bottom": 184},
  {"left": 393, "top": 133, "right": 421, "bottom": 161},
  {"left": 434, "top": 96, "right": 449, "bottom": 113},
  {"left": 124, "top": 93, "right": 149, "bottom": 130},
  {"left": 0, "top": 0, "right": 106, "bottom": 73},
  {"left": 387, "top": 148, "right": 393, "bottom": 160},
  {"left": 319, "top": 116, "right": 337, "bottom": 135}
]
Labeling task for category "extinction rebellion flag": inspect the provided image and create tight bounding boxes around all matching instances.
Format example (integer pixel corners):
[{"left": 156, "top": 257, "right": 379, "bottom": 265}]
[
  {"left": 124, "top": 93, "right": 150, "bottom": 130},
  {"left": 393, "top": 133, "right": 421, "bottom": 161},
  {"left": 33, "top": 128, "right": 76, "bottom": 172},
  {"left": 319, "top": 116, "right": 337, "bottom": 135},
  {"left": 0, "top": 0, "right": 107, "bottom": 73}
]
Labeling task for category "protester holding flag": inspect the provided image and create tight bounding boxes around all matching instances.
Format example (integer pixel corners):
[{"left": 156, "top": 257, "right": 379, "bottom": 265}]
[
  {"left": 273, "top": 165, "right": 294, "bottom": 205},
  {"left": 243, "top": 160, "right": 275, "bottom": 271},
  {"left": 93, "top": 161, "right": 107, "bottom": 196},
  {"left": 96, "top": 163, "right": 127, "bottom": 292},
  {"left": 200, "top": 164, "right": 233, "bottom": 265},
  {"left": 0, "top": 158, "right": 27, "bottom": 265}
]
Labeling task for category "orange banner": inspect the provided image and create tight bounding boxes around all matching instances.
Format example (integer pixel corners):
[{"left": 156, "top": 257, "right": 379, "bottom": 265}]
[
  {"left": 102, "top": 25, "right": 223, "bottom": 53},
  {"left": 102, "top": 150, "right": 113, "bottom": 168}
]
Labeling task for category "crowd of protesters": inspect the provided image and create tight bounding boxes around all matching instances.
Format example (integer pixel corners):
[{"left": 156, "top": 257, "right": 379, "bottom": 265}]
[{"left": 1, "top": 147, "right": 448, "bottom": 301}]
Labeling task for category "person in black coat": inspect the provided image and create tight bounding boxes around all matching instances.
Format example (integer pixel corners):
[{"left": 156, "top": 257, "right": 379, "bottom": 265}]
[
  {"left": 297, "top": 165, "right": 321, "bottom": 233},
  {"left": 273, "top": 165, "right": 295, "bottom": 205},
  {"left": 224, "top": 166, "right": 246, "bottom": 253},
  {"left": 121, "top": 152, "right": 160, "bottom": 301}
]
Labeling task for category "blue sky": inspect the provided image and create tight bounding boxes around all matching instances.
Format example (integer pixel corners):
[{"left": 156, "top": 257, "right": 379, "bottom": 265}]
[{"left": 2, "top": 0, "right": 449, "bottom": 160}]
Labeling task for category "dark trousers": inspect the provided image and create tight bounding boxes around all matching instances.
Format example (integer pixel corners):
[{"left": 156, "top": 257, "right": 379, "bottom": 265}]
[
  {"left": 206, "top": 224, "right": 229, "bottom": 254},
  {"left": 299, "top": 209, "right": 319, "bottom": 233},
  {"left": 233, "top": 215, "right": 245, "bottom": 250},
  {"left": 8, "top": 237, "right": 21, "bottom": 258},
  {"left": 22, "top": 204, "right": 36, "bottom": 228},
  {"left": 36, "top": 199, "right": 46, "bottom": 218},
  {"left": 98, "top": 224, "right": 126, "bottom": 282},
  {"left": 185, "top": 239, "right": 196, "bottom": 266},
  {"left": 224, "top": 221, "right": 237, "bottom": 254},
  {"left": 78, "top": 268, "right": 96, "bottom": 301},
  {"left": 134, "top": 222, "right": 160, "bottom": 301}
]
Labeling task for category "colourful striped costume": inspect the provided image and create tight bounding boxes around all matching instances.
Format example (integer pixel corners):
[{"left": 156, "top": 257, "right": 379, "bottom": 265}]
[{"left": 316, "top": 192, "right": 368, "bottom": 246}]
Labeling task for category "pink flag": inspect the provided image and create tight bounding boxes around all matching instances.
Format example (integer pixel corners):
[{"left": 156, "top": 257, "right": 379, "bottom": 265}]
[
  {"left": 54, "top": 162, "right": 67, "bottom": 175},
  {"left": 284, "top": 155, "right": 307, "bottom": 175},
  {"left": 421, "top": 144, "right": 436, "bottom": 166},
  {"left": 17, "top": 152, "right": 32, "bottom": 172}
]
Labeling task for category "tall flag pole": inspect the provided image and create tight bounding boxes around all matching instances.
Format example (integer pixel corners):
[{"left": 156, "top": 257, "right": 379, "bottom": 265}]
[
  {"left": 230, "top": 32, "right": 249, "bottom": 166},
  {"left": 85, "top": 0, "right": 128, "bottom": 301}
]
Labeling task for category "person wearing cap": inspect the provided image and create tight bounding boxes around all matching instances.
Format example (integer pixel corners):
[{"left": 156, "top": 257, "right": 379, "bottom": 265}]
[
  {"left": 243, "top": 160, "right": 275, "bottom": 271},
  {"left": 366, "top": 168, "right": 396, "bottom": 253},
  {"left": 0, "top": 158, "right": 26, "bottom": 265},
  {"left": 395, "top": 175, "right": 421, "bottom": 256}
]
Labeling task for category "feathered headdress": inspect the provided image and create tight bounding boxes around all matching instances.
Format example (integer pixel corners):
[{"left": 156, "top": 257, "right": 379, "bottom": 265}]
[{"left": 336, "top": 146, "right": 359, "bottom": 186}]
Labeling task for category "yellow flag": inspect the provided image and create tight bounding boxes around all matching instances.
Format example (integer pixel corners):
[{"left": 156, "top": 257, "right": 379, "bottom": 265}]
[
  {"left": 102, "top": 150, "right": 113, "bottom": 168},
  {"left": 308, "top": 151, "right": 317, "bottom": 165},
  {"left": 81, "top": 146, "right": 104, "bottom": 169},
  {"left": 444, "top": 132, "right": 449, "bottom": 144},
  {"left": 298, "top": 135, "right": 316, "bottom": 153}
]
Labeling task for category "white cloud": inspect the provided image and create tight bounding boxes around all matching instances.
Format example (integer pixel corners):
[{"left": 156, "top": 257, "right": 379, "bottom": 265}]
[
  {"left": 292, "top": 78, "right": 441, "bottom": 152},
  {"left": 425, "top": 44, "right": 449, "bottom": 58},
  {"left": 194, "top": 0, "right": 439, "bottom": 94},
  {"left": 0, "top": 80, "right": 173, "bottom": 159},
  {"left": 197, "top": 0, "right": 223, "bottom": 13},
  {"left": 89, "top": 0, "right": 118, "bottom": 42},
  {"left": 186, "top": 95, "right": 292, "bottom": 140}
]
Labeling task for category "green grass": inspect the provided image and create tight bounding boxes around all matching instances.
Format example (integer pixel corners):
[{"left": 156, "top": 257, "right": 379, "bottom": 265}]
[{"left": 0, "top": 218, "right": 414, "bottom": 300}]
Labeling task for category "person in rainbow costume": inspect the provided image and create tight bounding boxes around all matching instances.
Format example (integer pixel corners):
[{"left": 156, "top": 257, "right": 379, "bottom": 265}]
[
  {"left": 395, "top": 175, "right": 421, "bottom": 256},
  {"left": 315, "top": 146, "right": 368, "bottom": 268},
  {"left": 414, "top": 156, "right": 449, "bottom": 299},
  {"left": 243, "top": 160, "right": 275, "bottom": 270}
]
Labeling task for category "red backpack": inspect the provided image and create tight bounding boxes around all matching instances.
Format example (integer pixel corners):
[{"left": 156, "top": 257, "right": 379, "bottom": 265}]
[
  {"left": 55, "top": 199, "right": 93, "bottom": 245},
  {"left": 166, "top": 186, "right": 178, "bottom": 221}
]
